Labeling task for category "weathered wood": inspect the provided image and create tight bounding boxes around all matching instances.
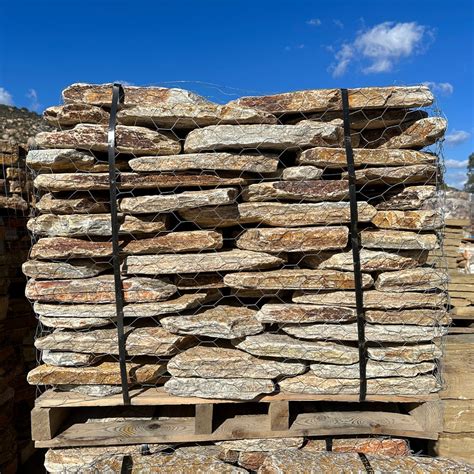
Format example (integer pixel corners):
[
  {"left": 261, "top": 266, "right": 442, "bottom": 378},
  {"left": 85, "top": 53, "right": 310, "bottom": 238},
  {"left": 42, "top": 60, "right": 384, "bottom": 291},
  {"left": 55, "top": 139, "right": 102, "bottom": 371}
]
[
  {"left": 269, "top": 401, "right": 290, "bottom": 431},
  {"left": 31, "top": 407, "right": 70, "bottom": 442},
  {"left": 195, "top": 404, "right": 214, "bottom": 435}
]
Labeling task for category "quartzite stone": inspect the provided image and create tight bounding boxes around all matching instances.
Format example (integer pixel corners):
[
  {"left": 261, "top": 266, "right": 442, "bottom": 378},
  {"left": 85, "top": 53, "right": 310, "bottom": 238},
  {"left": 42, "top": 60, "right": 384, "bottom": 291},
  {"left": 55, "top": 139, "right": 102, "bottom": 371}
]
[
  {"left": 26, "top": 149, "right": 97, "bottom": 172},
  {"left": 30, "top": 237, "right": 113, "bottom": 260},
  {"left": 44, "top": 103, "right": 109, "bottom": 126},
  {"left": 217, "top": 438, "right": 304, "bottom": 452},
  {"left": 281, "top": 322, "right": 447, "bottom": 342},
  {"left": 118, "top": 102, "right": 277, "bottom": 128},
  {"left": 256, "top": 304, "right": 356, "bottom": 324},
  {"left": 310, "top": 360, "right": 435, "bottom": 378},
  {"left": 36, "top": 193, "right": 109, "bottom": 214},
  {"left": 174, "top": 274, "right": 226, "bottom": 289},
  {"left": 342, "top": 164, "right": 437, "bottom": 185},
  {"left": 279, "top": 372, "right": 438, "bottom": 395},
  {"left": 376, "top": 186, "right": 437, "bottom": 210},
  {"left": 227, "top": 86, "right": 433, "bottom": 113},
  {"left": 120, "top": 188, "right": 238, "bottom": 214},
  {"left": 35, "top": 124, "right": 181, "bottom": 155},
  {"left": 237, "top": 202, "right": 376, "bottom": 226},
  {"left": 125, "top": 250, "right": 284, "bottom": 275},
  {"left": 178, "top": 205, "right": 254, "bottom": 228},
  {"left": 304, "top": 249, "right": 426, "bottom": 272},
  {"left": 167, "top": 346, "right": 305, "bottom": 378},
  {"left": 378, "top": 117, "right": 447, "bottom": 149},
  {"left": 39, "top": 315, "right": 114, "bottom": 329},
  {"left": 34, "top": 291, "right": 218, "bottom": 318},
  {"left": 161, "top": 305, "right": 263, "bottom": 339},
  {"left": 224, "top": 269, "right": 374, "bottom": 290},
  {"left": 372, "top": 210, "right": 441, "bottom": 230},
  {"left": 27, "top": 361, "right": 166, "bottom": 385},
  {"left": 282, "top": 166, "right": 324, "bottom": 180},
  {"left": 361, "top": 229, "right": 438, "bottom": 250},
  {"left": 303, "top": 437, "right": 410, "bottom": 455},
  {"left": 61, "top": 385, "right": 124, "bottom": 397},
  {"left": 234, "top": 333, "right": 359, "bottom": 364},
  {"left": 120, "top": 215, "right": 169, "bottom": 235},
  {"left": 26, "top": 275, "right": 176, "bottom": 303},
  {"left": 293, "top": 290, "right": 446, "bottom": 309},
  {"left": 242, "top": 180, "right": 348, "bottom": 202},
  {"left": 34, "top": 327, "right": 194, "bottom": 356},
  {"left": 124, "top": 231, "right": 223, "bottom": 254},
  {"left": 365, "top": 309, "right": 450, "bottom": 326},
  {"left": 34, "top": 172, "right": 246, "bottom": 192},
  {"left": 0, "top": 195, "right": 28, "bottom": 211},
  {"left": 129, "top": 152, "right": 279, "bottom": 173},
  {"left": 375, "top": 268, "right": 447, "bottom": 292},
  {"left": 298, "top": 147, "right": 435, "bottom": 168},
  {"left": 41, "top": 350, "right": 98, "bottom": 367},
  {"left": 164, "top": 376, "right": 275, "bottom": 400},
  {"left": 369, "top": 344, "right": 442, "bottom": 363},
  {"left": 184, "top": 121, "right": 343, "bottom": 153},
  {"left": 236, "top": 226, "right": 348, "bottom": 253},
  {"left": 22, "top": 260, "right": 109, "bottom": 279}
]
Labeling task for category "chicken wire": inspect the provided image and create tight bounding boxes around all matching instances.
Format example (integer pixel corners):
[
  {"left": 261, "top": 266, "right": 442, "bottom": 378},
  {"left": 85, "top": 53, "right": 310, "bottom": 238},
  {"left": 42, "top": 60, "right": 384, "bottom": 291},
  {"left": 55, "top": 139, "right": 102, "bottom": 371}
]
[{"left": 24, "top": 82, "right": 449, "bottom": 408}]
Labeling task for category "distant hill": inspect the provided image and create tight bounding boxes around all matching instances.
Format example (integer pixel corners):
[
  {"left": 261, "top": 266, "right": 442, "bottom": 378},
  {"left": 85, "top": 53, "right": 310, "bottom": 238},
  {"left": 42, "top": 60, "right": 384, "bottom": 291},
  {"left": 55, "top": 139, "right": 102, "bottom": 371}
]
[{"left": 0, "top": 105, "right": 53, "bottom": 146}]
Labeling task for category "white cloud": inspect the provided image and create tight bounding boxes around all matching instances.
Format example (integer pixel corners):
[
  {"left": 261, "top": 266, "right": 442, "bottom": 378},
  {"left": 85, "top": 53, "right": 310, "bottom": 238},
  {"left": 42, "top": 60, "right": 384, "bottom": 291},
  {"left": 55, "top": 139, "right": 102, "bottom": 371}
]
[
  {"left": 331, "top": 22, "right": 431, "bottom": 77},
  {"left": 0, "top": 87, "right": 14, "bottom": 106},
  {"left": 445, "top": 170, "right": 468, "bottom": 189},
  {"left": 445, "top": 130, "right": 471, "bottom": 146},
  {"left": 422, "top": 81, "right": 454, "bottom": 95},
  {"left": 284, "top": 44, "right": 305, "bottom": 52},
  {"left": 333, "top": 19, "right": 344, "bottom": 29},
  {"left": 307, "top": 18, "right": 321, "bottom": 26},
  {"left": 27, "top": 89, "right": 40, "bottom": 111},
  {"left": 445, "top": 158, "right": 468, "bottom": 169}
]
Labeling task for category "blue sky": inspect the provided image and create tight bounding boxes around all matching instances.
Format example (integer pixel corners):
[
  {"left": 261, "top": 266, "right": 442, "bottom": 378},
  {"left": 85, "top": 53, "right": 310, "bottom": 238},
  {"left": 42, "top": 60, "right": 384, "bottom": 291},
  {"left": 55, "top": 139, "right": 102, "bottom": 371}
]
[{"left": 1, "top": 0, "right": 473, "bottom": 189}]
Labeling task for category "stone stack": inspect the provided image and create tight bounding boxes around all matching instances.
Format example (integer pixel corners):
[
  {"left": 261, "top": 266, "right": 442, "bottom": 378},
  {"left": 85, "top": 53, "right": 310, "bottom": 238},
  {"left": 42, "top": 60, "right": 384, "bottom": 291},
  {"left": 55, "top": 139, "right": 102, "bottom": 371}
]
[{"left": 25, "top": 83, "right": 448, "bottom": 400}]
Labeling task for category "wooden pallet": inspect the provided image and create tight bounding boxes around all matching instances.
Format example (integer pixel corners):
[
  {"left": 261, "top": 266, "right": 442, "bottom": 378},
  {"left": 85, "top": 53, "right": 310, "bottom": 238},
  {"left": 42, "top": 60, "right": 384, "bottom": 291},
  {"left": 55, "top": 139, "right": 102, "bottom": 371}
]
[{"left": 31, "top": 388, "right": 442, "bottom": 448}]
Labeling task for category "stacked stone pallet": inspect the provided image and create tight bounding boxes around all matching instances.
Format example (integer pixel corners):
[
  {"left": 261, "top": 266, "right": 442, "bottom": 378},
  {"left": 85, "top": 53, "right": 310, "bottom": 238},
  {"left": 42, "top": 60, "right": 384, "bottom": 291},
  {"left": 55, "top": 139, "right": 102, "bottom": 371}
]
[
  {"left": 0, "top": 143, "right": 36, "bottom": 472},
  {"left": 25, "top": 83, "right": 449, "bottom": 401}
]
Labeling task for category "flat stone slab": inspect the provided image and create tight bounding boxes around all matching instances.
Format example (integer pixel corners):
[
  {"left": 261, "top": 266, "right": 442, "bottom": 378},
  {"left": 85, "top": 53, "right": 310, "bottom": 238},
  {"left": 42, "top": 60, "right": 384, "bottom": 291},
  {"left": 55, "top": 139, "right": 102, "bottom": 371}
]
[
  {"left": 34, "top": 291, "right": 218, "bottom": 319},
  {"left": 39, "top": 315, "right": 114, "bottom": 329},
  {"left": 217, "top": 437, "right": 303, "bottom": 452},
  {"left": 120, "top": 188, "right": 238, "bottom": 214},
  {"left": 237, "top": 202, "right": 376, "bottom": 226},
  {"left": 227, "top": 86, "right": 433, "bottom": 113},
  {"left": 123, "top": 231, "right": 223, "bottom": 254},
  {"left": 361, "top": 229, "right": 438, "bottom": 250},
  {"left": 256, "top": 304, "right": 356, "bottom": 324},
  {"left": 161, "top": 305, "right": 263, "bottom": 339},
  {"left": 372, "top": 210, "right": 441, "bottom": 230},
  {"left": 44, "top": 103, "right": 109, "bottom": 126},
  {"left": 305, "top": 249, "right": 426, "bottom": 272},
  {"left": 279, "top": 372, "right": 439, "bottom": 395},
  {"left": 237, "top": 226, "right": 348, "bottom": 253},
  {"left": 26, "top": 275, "right": 176, "bottom": 303},
  {"left": 27, "top": 214, "right": 168, "bottom": 237},
  {"left": 302, "top": 437, "right": 410, "bottom": 455},
  {"left": 27, "top": 361, "right": 166, "bottom": 385},
  {"left": 376, "top": 185, "right": 437, "bottom": 210},
  {"left": 224, "top": 269, "right": 373, "bottom": 290},
  {"left": 26, "top": 149, "right": 97, "bottom": 172},
  {"left": 242, "top": 180, "right": 348, "bottom": 202},
  {"left": 59, "top": 385, "right": 124, "bottom": 397},
  {"left": 35, "top": 124, "right": 181, "bottom": 155},
  {"left": 34, "top": 172, "right": 246, "bottom": 192},
  {"left": 129, "top": 152, "right": 279, "bottom": 174},
  {"left": 234, "top": 333, "right": 359, "bottom": 364},
  {"left": 36, "top": 193, "right": 109, "bottom": 214},
  {"left": 299, "top": 147, "right": 436, "bottom": 168},
  {"left": 293, "top": 290, "right": 446, "bottom": 309},
  {"left": 34, "top": 327, "right": 195, "bottom": 356},
  {"left": 184, "top": 121, "right": 343, "bottom": 153},
  {"left": 167, "top": 346, "right": 305, "bottom": 378},
  {"left": 125, "top": 250, "right": 284, "bottom": 275},
  {"left": 41, "top": 351, "right": 98, "bottom": 367},
  {"left": 22, "top": 260, "right": 109, "bottom": 279},
  {"left": 365, "top": 309, "right": 450, "bottom": 326},
  {"left": 343, "top": 164, "right": 437, "bottom": 185},
  {"left": 375, "top": 268, "right": 447, "bottom": 291},
  {"left": 30, "top": 237, "right": 114, "bottom": 260},
  {"left": 369, "top": 343, "right": 442, "bottom": 363},
  {"left": 282, "top": 165, "right": 324, "bottom": 180},
  {"left": 281, "top": 322, "right": 447, "bottom": 342},
  {"left": 164, "top": 377, "right": 275, "bottom": 400},
  {"left": 178, "top": 205, "right": 255, "bottom": 228},
  {"left": 310, "top": 360, "right": 435, "bottom": 379}
]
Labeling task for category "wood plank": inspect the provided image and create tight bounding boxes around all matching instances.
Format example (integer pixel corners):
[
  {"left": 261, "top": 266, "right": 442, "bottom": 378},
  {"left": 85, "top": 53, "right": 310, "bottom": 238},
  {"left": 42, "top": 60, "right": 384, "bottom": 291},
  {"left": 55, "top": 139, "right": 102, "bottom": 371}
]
[
  {"left": 448, "top": 327, "right": 474, "bottom": 334},
  {"left": 451, "top": 306, "right": 474, "bottom": 320},
  {"left": 442, "top": 400, "right": 474, "bottom": 433},
  {"left": 269, "top": 401, "right": 289, "bottom": 431},
  {"left": 445, "top": 219, "right": 470, "bottom": 227},
  {"left": 407, "top": 400, "right": 442, "bottom": 433},
  {"left": 34, "top": 410, "right": 437, "bottom": 448},
  {"left": 34, "top": 388, "right": 439, "bottom": 409},
  {"left": 30, "top": 407, "right": 70, "bottom": 441},
  {"left": 431, "top": 434, "right": 474, "bottom": 464},
  {"left": 194, "top": 404, "right": 213, "bottom": 435}
]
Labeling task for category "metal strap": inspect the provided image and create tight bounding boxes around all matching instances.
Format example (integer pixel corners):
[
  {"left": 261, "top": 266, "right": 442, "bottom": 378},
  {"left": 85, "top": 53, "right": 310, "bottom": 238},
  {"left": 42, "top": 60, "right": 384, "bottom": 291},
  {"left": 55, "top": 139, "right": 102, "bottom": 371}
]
[
  {"left": 340, "top": 88, "right": 368, "bottom": 402},
  {"left": 107, "top": 83, "right": 130, "bottom": 405},
  {"left": 358, "top": 452, "right": 375, "bottom": 474}
]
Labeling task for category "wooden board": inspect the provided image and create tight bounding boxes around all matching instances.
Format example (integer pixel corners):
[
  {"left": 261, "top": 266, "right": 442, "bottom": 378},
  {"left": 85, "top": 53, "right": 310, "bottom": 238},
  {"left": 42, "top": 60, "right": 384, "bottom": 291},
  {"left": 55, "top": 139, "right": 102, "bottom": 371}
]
[
  {"left": 431, "top": 434, "right": 474, "bottom": 464},
  {"left": 442, "top": 400, "right": 474, "bottom": 433},
  {"left": 451, "top": 306, "right": 474, "bottom": 320}
]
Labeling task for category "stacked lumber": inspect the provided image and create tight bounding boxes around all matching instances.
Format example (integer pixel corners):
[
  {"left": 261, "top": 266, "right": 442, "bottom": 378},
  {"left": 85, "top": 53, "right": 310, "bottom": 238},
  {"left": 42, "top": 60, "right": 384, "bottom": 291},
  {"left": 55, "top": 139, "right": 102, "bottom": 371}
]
[{"left": 25, "top": 83, "right": 449, "bottom": 400}]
